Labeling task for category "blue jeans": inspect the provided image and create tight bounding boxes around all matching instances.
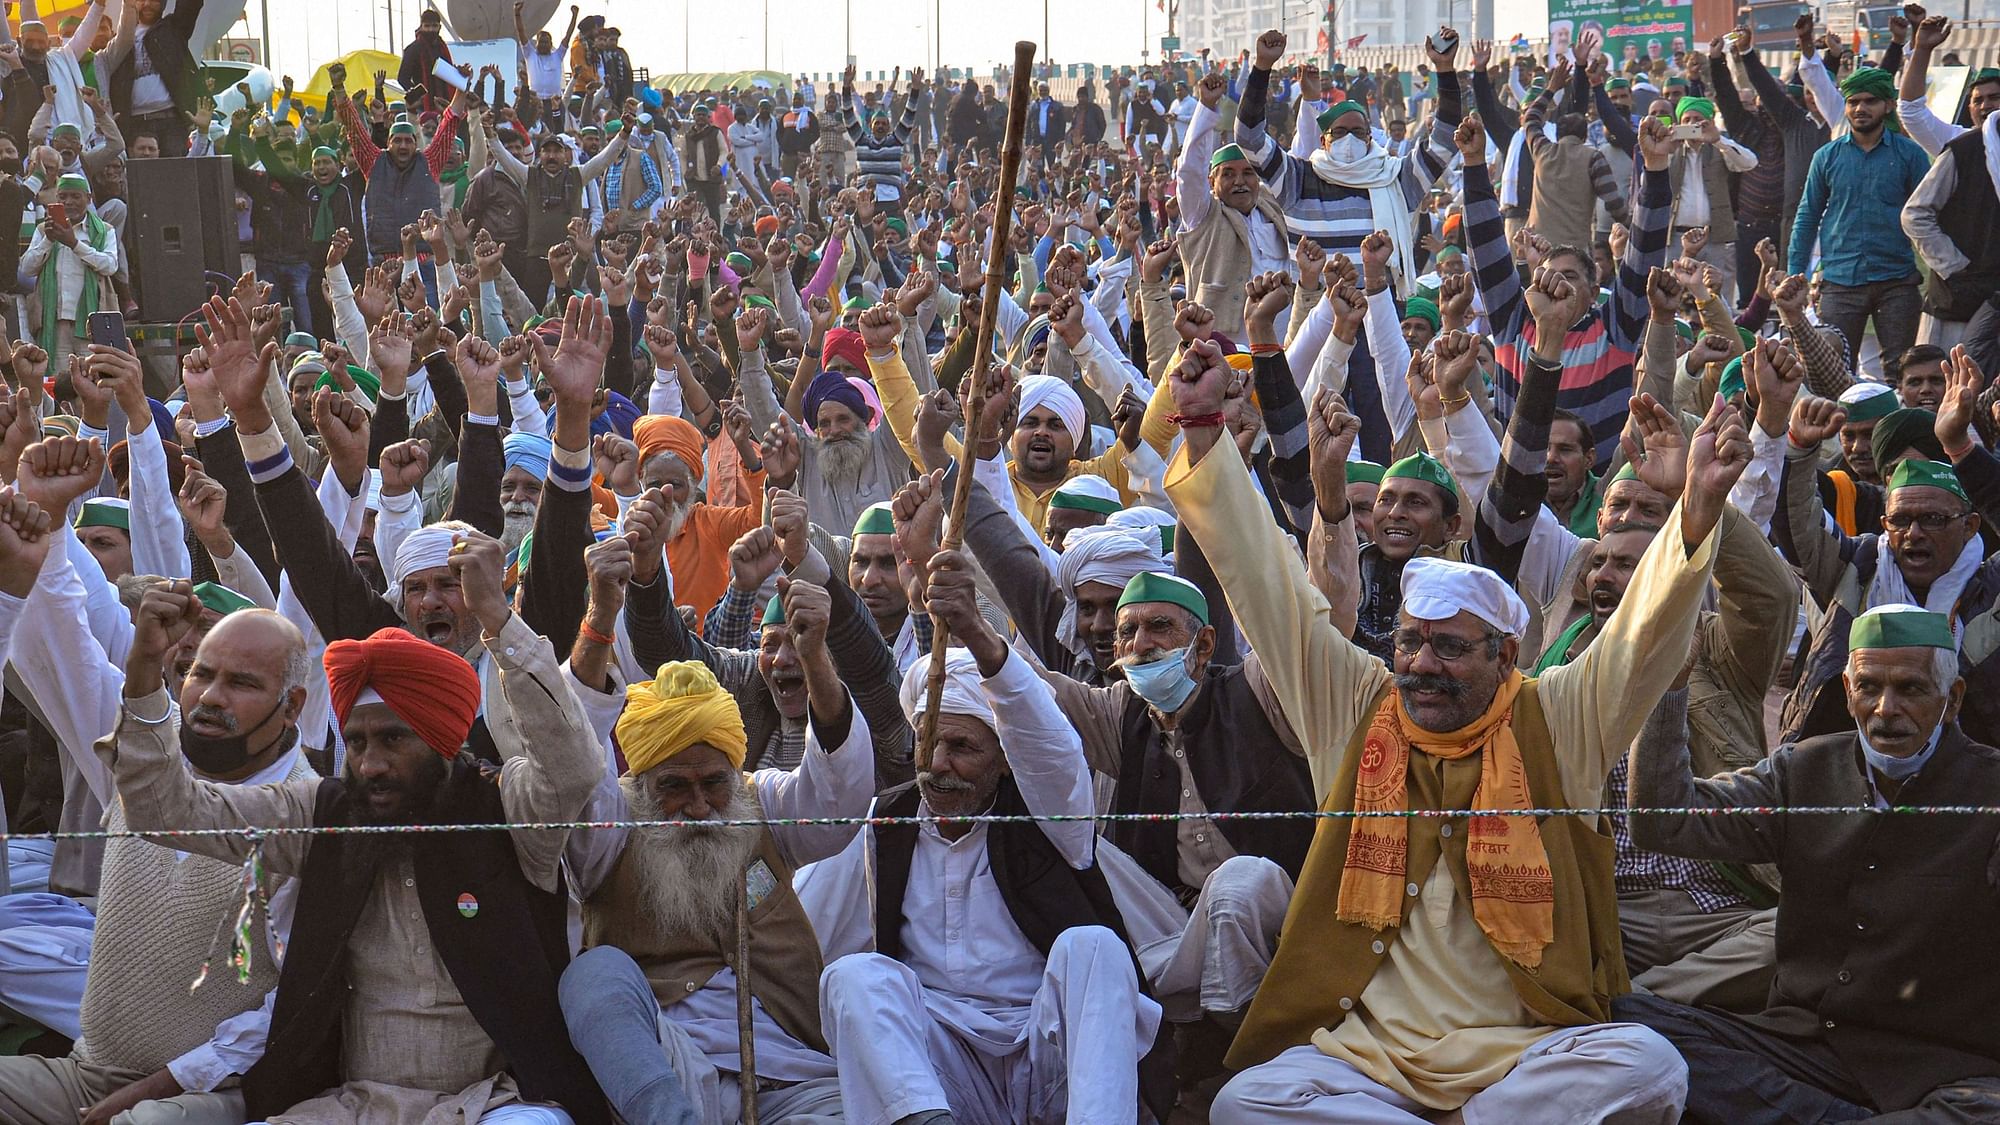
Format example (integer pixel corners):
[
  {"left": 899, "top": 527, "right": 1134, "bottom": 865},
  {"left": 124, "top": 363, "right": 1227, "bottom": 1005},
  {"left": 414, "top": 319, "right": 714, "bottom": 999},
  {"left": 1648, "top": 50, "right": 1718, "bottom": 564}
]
[
  {"left": 558, "top": 946, "right": 700, "bottom": 1125},
  {"left": 258, "top": 258, "right": 313, "bottom": 340}
]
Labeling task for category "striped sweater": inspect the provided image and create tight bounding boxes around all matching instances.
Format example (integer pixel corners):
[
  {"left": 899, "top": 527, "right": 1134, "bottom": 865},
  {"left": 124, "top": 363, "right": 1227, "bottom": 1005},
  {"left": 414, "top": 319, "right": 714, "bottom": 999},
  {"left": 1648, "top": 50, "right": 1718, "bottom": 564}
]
[
  {"left": 1464, "top": 159, "right": 1672, "bottom": 469},
  {"left": 845, "top": 92, "right": 918, "bottom": 193},
  {"left": 1232, "top": 66, "right": 1459, "bottom": 256}
]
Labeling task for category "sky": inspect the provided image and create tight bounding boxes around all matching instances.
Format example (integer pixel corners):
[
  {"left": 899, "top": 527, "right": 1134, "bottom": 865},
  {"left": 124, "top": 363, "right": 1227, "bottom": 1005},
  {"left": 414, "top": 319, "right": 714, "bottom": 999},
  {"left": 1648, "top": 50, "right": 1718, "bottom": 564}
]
[{"left": 252, "top": 0, "right": 1179, "bottom": 87}]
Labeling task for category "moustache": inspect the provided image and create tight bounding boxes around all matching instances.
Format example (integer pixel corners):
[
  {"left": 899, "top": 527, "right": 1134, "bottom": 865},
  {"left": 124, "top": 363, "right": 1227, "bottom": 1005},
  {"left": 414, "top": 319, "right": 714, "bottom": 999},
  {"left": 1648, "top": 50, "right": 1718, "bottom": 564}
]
[
  {"left": 187, "top": 704, "right": 239, "bottom": 733},
  {"left": 1394, "top": 672, "right": 1468, "bottom": 699},
  {"left": 917, "top": 770, "right": 975, "bottom": 793},
  {"left": 502, "top": 500, "right": 537, "bottom": 519}
]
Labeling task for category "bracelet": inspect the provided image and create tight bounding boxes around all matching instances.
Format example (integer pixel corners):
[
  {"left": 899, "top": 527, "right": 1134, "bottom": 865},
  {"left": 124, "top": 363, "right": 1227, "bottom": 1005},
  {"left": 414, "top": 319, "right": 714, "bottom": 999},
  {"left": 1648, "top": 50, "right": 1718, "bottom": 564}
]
[
  {"left": 579, "top": 621, "right": 616, "bottom": 647},
  {"left": 1168, "top": 412, "right": 1226, "bottom": 428},
  {"left": 1248, "top": 342, "right": 1283, "bottom": 355},
  {"left": 805, "top": 346, "right": 823, "bottom": 359},
  {"left": 1439, "top": 393, "right": 1471, "bottom": 409}
]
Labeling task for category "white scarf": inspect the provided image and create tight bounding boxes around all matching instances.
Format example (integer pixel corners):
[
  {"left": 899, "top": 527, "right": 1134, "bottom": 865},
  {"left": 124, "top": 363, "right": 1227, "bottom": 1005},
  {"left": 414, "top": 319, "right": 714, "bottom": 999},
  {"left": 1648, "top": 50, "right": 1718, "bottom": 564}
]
[
  {"left": 1869, "top": 531, "right": 1985, "bottom": 648},
  {"left": 1498, "top": 121, "right": 1556, "bottom": 209},
  {"left": 1308, "top": 143, "right": 1417, "bottom": 292}
]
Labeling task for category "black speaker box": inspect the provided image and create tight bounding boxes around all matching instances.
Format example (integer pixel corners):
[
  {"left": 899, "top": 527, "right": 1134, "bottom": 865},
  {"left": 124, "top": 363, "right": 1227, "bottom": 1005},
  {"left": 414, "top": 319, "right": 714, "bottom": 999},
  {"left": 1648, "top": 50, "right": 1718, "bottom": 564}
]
[{"left": 127, "top": 155, "right": 240, "bottom": 323}]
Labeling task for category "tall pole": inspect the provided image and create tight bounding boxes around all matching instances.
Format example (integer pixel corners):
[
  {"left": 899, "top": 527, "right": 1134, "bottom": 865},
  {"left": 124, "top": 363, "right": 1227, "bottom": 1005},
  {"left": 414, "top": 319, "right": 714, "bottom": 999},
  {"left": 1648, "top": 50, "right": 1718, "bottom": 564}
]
[
  {"left": 764, "top": 0, "right": 769, "bottom": 69},
  {"left": 260, "top": 0, "right": 272, "bottom": 68}
]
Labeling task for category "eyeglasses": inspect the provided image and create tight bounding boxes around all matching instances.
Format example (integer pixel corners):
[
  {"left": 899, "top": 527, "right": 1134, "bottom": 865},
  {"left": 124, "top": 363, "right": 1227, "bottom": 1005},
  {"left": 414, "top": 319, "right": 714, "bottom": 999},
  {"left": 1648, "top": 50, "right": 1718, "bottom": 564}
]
[
  {"left": 1392, "top": 628, "right": 1496, "bottom": 663},
  {"left": 1883, "top": 510, "right": 1969, "bottom": 532}
]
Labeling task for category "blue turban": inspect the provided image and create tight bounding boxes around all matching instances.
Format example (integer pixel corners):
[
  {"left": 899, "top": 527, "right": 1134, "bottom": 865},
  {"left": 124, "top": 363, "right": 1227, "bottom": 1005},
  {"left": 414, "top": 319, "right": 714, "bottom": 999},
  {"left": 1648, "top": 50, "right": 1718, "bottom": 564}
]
[
  {"left": 502, "top": 431, "right": 553, "bottom": 480},
  {"left": 147, "top": 398, "right": 176, "bottom": 438},
  {"left": 588, "top": 391, "right": 642, "bottom": 441},
  {"left": 801, "top": 369, "right": 871, "bottom": 431}
]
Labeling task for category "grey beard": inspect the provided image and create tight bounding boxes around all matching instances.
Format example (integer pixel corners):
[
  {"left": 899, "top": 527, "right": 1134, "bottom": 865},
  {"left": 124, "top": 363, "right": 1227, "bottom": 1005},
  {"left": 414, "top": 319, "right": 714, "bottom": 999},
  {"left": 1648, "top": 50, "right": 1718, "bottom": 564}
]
[
  {"left": 500, "top": 502, "right": 536, "bottom": 555},
  {"left": 813, "top": 431, "right": 872, "bottom": 486},
  {"left": 620, "top": 774, "right": 762, "bottom": 944}
]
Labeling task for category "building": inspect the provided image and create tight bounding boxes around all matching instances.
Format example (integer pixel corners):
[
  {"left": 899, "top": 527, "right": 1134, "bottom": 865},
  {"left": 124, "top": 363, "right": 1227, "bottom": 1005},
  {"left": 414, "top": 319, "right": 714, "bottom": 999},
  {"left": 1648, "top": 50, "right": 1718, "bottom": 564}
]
[{"left": 1178, "top": 0, "right": 1494, "bottom": 60}]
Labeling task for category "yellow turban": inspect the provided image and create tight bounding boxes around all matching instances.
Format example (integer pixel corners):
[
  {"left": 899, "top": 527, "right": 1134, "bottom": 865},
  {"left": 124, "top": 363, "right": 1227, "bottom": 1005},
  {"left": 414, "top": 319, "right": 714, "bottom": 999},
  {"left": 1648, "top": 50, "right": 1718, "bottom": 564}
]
[{"left": 616, "top": 661, "right": 748, "bottom": 775}]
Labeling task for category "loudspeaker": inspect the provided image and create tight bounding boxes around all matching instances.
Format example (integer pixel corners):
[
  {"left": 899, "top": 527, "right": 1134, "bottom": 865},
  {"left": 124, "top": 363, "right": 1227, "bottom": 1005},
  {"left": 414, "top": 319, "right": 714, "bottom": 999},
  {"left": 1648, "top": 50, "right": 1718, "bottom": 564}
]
[{"left": 128, "top": 156, "right": 240, "bottom": 324}]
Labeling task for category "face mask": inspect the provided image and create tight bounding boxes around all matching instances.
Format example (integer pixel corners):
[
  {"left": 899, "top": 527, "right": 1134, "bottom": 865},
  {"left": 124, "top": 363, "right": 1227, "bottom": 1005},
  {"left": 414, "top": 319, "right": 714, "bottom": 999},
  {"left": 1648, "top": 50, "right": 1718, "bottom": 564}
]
[
  {"left": 179, "top": 696, "right": 292, "bottom": 776},
  {"left": 1326, "top": 133, "right": 1370, "bottom": 162},
  {"left": 1858, "top": 723, "right": 1942, "bottom": 782},
  {"left": 1122, "top": 646, "right": 1199, "bottom": 714}
]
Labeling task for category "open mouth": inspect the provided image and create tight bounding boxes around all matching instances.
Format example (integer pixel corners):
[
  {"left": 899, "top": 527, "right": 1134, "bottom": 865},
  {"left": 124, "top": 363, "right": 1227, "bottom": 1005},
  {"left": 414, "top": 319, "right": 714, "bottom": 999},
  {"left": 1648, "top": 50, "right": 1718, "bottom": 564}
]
[
  {"left": 422, "top": 619, "right": 454, "bottom": 644},
  {"left": 1899, "top": 546, "right": 1934, "bottom": 571},
  {"left": 1378, "top": 525, "right": 1415, "bottom": 545}
]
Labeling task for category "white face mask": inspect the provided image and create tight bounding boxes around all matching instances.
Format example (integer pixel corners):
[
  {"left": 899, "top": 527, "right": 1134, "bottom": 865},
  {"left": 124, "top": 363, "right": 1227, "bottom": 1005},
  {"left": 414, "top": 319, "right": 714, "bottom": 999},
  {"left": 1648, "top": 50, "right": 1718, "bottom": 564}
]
[{"left": 1327, "top": 133, "right": 1370, "bottom": 162}]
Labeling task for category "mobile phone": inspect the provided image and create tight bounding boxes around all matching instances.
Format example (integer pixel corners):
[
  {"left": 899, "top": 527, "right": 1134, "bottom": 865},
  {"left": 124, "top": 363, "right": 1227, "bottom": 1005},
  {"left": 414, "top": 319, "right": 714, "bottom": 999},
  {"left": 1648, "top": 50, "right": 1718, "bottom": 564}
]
[
  {"left": 1432, "top": 30, "right": 1460, "bottom": 53},
  {"left": 45, "top": 202, "right": 67, "bottom": 227},
  {"left": 87, "top": 310, "right": 129, "bottom": 352},
  {"left": 1668, "top": 123, "right": 1705, "bottom": 141}
]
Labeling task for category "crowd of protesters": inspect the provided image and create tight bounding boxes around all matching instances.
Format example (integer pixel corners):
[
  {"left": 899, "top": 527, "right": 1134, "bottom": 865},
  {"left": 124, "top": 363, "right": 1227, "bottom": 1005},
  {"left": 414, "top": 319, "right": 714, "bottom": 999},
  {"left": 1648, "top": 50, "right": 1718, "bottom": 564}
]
[{"left": 0, "top": 0, "right": 1994, "bottom": 1122}]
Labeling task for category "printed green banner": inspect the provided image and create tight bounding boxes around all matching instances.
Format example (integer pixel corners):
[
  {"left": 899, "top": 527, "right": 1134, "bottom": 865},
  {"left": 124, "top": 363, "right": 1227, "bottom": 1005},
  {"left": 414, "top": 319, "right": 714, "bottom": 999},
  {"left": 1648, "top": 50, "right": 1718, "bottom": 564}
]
[{"left": 1547, "top": 0, "right": 1695, "bottom": 70}]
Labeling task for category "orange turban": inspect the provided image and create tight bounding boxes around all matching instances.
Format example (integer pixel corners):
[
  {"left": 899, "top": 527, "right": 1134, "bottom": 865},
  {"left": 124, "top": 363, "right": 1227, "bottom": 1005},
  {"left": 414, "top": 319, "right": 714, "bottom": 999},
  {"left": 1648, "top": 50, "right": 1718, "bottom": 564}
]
[
  {"left": 633, "top": 414, "right": 706, "bottom": 483},
  {"left": 754, "top": 214, "right": 781, "bottom": 238},
  {"left": 324, "top": 627, "right": 482, "bottom": 759}
]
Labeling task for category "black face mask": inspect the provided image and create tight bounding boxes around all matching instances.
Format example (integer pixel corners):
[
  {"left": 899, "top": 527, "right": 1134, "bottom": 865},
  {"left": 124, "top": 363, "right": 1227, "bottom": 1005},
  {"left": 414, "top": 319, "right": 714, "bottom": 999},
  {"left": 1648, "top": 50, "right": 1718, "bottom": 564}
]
[
  {"left": 179, "top": 696, "right": 294, "bottom": 776},
  {"left": 0, "top": 157, "right": 19, "bottom": 176}
]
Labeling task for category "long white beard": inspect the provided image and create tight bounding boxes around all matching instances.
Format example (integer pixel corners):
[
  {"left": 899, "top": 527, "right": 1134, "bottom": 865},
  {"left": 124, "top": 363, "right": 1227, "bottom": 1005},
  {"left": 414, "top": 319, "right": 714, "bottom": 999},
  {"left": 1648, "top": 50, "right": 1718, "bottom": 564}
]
[
  {"left": 620, "top": 773, "right": 762, "bottom": 943},
  {"left": 500, "top": 501, "right": 536, "bottom": 555},
  {"left": 664, "top": 496, "right": 693, "bottom": 542},
  {"left": 812, "top": 431, "right": 871, "bottom": 487}
]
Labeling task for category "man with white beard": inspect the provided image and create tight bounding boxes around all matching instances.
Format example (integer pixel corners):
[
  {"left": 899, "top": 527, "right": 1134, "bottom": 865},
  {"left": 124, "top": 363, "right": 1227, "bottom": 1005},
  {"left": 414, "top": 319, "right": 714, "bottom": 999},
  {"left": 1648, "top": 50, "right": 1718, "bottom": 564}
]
[
  {"left": 737, "top": 303, "right": 916, "bottom": 535},
  {"left": 499, "top": 431, "right": 553, "bottom": 558},
  {"left": 558, "top": 552, "right": 873, "bottom": 1124}
]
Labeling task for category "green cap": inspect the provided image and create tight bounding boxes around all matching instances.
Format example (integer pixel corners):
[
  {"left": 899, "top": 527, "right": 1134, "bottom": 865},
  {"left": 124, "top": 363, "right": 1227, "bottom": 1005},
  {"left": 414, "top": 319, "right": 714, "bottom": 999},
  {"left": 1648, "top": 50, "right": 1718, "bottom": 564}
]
[
  {"left": 1674, "top": 319, "right": 1696, "bottom": 342},
  {"left": 1718, "top": 356, "right": 1746, "bottom": 401},
  {"left": 1848, "top": 604, "right": 1955, "bottom": 652},
  {"left": 1837, "top": 381, "right": 1899, "bottom": 423},
  {"left": 316, "top": 365, "right": 382, "bottom": 403},
  {"left": 1974, "top": 67, "right": 2000, "bottom": 85},
  {"left": 742, "top": 293, "right": 776, "bottom": 310},
  {"left": 841, "top": 294, "right": 874, "bottom": 313},
  {"left": 852, "top": 502, "right": 896, "bottom": 537},
  {"left": 1610, "top": 461, "right": 1640, "bottom": 484},
  {"left": 1401, "top": 296, "right": 1440, "bottom": 332},
  {"left": 1347, "top": 460, "right": 1386, "bottom": 485},
  {"left": 1675, "top": 96, "right": 1717, "bottom": 120},
  {"left": 1607, "top": 77, "right": 1631, "bottom": 91},
  {"left": 55, "top": 173, "right": 89, "bottom": 193},
  {"left": 1210, "top": 142, "right": 1250, "bottom": 168},
  {"left": 725, "top": 252, "right": 754, "bottom": 274},
  {"left": 1886, "top": 457, "right": 1968, "bottom": 503},
  {"left": 284, "top": 331, "right": 317, "bottom": 349},
  {"left": 761, "top": 594, "right": 786, "bottom": 626},
  {"left": 75, "top": 497, "right": 129, "bottom": 531},
  {"left": 311, "top": 145, "right": 340, "bottom": 162},
  {"left": 1383, "top": 451, "right": 1456, "bottom": 496},
  {"left": 1049, "top": 489, "right": 1124, "bottom": 516},
  {"left": 192, "top": 581, "right": 257, "bottom": 617},
  {"left": 388, "top": 121, "right": 417, "bottom": 138},
  {"left": 1117, "top": 571, "right": 1209, "bottom": 624},
  {"left": 50, "top": 123, "right": 81, "bottom": 140},
  {"left": 1316, "top": 100, "right": 1366, "bottom": 131},
  {"left": 884, "top": 216, "right": 908, "bottom": 235}
]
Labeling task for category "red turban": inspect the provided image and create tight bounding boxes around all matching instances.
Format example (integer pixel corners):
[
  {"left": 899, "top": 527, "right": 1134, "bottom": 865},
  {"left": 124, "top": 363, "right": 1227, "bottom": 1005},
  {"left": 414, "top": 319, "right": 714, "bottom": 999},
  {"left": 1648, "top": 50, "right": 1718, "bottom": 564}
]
[
  {"left": 822, "top": 327, "right": 869, "bottom": 374},
  {"left": 324, "top": 627, "right": 482, "bottom": 759},
  {"left": 633, "top": 414, "right": 706, "bottom": 483}
]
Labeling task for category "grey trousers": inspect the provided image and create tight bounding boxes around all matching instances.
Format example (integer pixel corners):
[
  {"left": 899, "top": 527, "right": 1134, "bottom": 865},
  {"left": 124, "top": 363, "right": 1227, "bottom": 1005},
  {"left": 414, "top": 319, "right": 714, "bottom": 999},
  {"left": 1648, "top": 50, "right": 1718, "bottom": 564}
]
[
  {"left": 1619, "top": 887, "right": 1778, "bottom": 1014},
  {"left": 1818, "top": 277, "right": 1923, "bottom": 383},
  {"left": 0, "top": 1053, "right": 245, "bottom": 1125}
]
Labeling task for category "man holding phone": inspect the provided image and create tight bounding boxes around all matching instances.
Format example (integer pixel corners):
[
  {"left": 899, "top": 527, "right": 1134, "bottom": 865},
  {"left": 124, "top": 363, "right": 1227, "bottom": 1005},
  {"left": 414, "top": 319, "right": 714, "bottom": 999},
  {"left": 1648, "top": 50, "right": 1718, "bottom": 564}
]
[{"left": 19, "top": 173, "right": 117, "bottom": 374}]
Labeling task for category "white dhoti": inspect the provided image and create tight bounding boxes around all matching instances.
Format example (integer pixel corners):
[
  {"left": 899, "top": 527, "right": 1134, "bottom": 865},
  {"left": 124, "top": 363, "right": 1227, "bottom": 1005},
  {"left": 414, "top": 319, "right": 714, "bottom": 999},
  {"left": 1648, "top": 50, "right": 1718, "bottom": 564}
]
[
  {"left": 0, "top": 892, "right": 93, "bottom": 1037},
  {"left": 648, "top": 1012, "right": 845, "bottom": 1125},
  {"left": 1139, "top": 855, "right": 1292, "bottom": 1023},
  {"left": 820, "top": 926, "right": 1160, "bottom": 1125},
  {"left": 248, "top": 1104, "right": 570, "bottom": 1125},
  {"left": 7, "top": 839, "right": 55, "bottom": 895},
  {"left": 1211, "top": 1024, "right": 1688, "bottom": 1125}
]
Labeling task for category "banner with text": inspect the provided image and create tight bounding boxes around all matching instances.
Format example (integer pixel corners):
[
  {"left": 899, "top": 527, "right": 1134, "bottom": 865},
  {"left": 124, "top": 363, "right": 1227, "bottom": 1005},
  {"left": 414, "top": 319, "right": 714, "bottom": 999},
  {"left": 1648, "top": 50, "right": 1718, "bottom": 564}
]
[{"left": 1546, "top": 0, "right": 1695, "bottom": 69}]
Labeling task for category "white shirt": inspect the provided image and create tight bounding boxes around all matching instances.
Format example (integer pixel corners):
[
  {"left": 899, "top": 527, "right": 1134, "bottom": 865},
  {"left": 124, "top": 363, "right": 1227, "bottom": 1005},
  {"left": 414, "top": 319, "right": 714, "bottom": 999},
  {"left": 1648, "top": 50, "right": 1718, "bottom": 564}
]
[
  {"left": 128, "top": 24, "right": 173, "bottom": 115},
  {"left": 522, "top": 45, "right": 565, "bottom": 99},
  {"left": 1247, "top": 208, "right": 1292, "bottom": 277}
]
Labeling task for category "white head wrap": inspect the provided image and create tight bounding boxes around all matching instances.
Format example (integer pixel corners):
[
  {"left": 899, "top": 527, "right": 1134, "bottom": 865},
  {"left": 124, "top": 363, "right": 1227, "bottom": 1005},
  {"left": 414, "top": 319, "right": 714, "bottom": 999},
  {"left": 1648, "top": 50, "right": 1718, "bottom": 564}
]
[
  {"left": 1054, "top": 525, "right": 1167, "bottom": 657},
  {"left": 1401, "top": 557, "right": 1530, "bottom": 637},
  {"left": 898, "top": 647, "right": 993, "bottom": 729},
  {"left": 1015, "top": 374, "right": 1087, "bottom": 451},
  {"left": 387, "top": 523, "right": 464, "bottom": 608}
]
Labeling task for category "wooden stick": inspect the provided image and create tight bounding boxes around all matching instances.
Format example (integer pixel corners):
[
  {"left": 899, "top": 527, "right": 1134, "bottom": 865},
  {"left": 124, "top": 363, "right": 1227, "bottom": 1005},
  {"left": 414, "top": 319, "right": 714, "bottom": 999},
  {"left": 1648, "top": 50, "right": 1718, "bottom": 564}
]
[
  {"left": 916, "top": 41, "right": 1037, "bottom": 774},
  {"left": 736, "top": 867, "right": 758, "bottom": 1125}
]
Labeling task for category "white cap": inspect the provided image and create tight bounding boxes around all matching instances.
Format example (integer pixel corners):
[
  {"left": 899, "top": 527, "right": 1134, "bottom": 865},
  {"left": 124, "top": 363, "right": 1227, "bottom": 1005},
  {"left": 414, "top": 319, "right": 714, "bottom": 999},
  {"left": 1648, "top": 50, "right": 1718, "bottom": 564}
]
[{"left": 1401, "top": 557, "right": 1530, "bottom": 638}]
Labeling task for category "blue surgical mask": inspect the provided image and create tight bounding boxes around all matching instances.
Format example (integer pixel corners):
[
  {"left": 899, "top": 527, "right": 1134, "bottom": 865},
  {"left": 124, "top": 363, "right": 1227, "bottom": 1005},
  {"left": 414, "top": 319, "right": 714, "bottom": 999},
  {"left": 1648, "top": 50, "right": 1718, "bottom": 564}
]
[
  {"left": 1122, "top": 646, "right": 1198, "bottom": 714},
  {"left": 1859, "top": 724, "right": 1942, "bottom": 782}
]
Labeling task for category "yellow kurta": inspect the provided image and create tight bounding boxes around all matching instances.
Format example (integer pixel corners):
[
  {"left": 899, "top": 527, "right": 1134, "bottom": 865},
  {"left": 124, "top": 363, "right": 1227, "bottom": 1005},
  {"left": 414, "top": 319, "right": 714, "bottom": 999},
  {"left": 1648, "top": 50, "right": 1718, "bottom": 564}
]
[
  {"left": 868, "top": 349, "right": 1134, "bottom": 531},
  {"left": 1163, "top": 437, "right": 1718, "bottom": 1108}
]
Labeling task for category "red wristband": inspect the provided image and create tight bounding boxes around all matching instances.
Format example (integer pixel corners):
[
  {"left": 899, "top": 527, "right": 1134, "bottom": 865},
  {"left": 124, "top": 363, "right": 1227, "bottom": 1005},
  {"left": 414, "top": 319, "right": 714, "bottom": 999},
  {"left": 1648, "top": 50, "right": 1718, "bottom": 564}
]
[
  {"left": 579, "top": 621, "right": 616, "bottom": 647},
  {"left": 1248, "top": 342, "right": 1283, "bottom": 355}
]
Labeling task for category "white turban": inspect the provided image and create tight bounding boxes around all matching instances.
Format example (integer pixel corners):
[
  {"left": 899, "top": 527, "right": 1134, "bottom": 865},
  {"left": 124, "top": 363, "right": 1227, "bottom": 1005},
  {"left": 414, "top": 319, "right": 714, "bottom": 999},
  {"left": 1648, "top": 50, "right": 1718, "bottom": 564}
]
[
  {"left": 1401, "top": 557, "right": 1530, "bottom": 637},
  {"left": 1015, "top": 374, "right": 1087, "bottom": 450},
  {"left": 1055, "top": 525, "right": 1167, "bottom": 657},
  {"left": 1107, "top": 505, "right": 1176, "bottom": 558},
  {"left": 899, "top": 647, "right": 993, "bottom": 729},
  {"left": 1052, "top": 473, "right": 1121, "bottom": 509},
  {"left": 387, "top": 523, "right": 470, "bottom": 608}
]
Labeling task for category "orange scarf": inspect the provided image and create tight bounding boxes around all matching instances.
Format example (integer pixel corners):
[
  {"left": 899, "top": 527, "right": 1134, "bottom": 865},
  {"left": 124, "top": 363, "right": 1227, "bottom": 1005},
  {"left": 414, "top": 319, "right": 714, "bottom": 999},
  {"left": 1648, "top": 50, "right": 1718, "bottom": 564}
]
[{"left": 1336, "top": 670, "right": 1556, "bottom": 967}]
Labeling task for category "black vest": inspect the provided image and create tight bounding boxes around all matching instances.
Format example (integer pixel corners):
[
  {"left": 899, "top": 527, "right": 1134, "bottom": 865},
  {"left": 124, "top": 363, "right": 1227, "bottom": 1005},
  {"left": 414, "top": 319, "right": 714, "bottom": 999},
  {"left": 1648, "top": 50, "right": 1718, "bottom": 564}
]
[
  {"left": 363, "top": 153, "right": 441, "bottom": 262},
  {"left": 1110, "top": 666, "right": 1315, "bottom": 898},
  {"left": 1750, "top": 729, "right": 2000, "bottom": 1110},
  {"left": 241, "top": 762, "right": 609, "bottom": 1124},
  {"left": 524, "top": 165, "right": 584, "bottom": 260},
  {"left": 871, "top": 781, "right": 1176, "bottom": 1123},
  {"left": 1925, "top": 128, "right": 2000, "bottom": 321}
]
